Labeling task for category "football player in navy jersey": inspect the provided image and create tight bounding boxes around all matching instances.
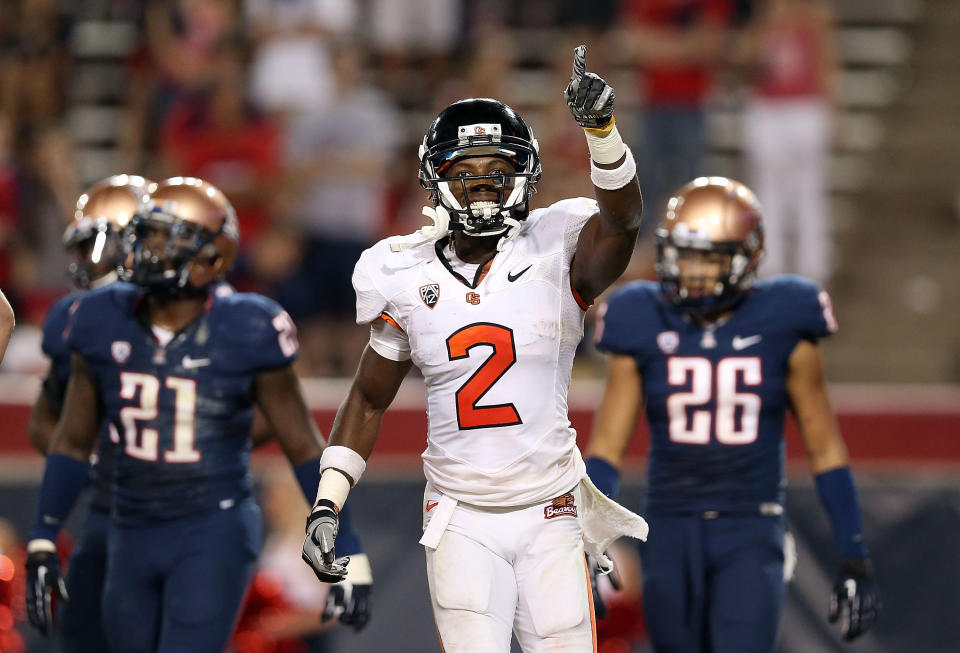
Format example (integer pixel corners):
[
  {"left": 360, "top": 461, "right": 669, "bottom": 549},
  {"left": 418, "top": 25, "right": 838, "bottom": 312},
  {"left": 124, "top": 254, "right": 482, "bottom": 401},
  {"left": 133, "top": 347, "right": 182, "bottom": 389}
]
[
  {"left": 27, "top": 174, "right": 153, "bottom": 652},
  {"left": 25, "top": 177, "right": 370, "bottom": 652},
  {"left": 584, "top": 177, "right": 880, "bottom": 651}
]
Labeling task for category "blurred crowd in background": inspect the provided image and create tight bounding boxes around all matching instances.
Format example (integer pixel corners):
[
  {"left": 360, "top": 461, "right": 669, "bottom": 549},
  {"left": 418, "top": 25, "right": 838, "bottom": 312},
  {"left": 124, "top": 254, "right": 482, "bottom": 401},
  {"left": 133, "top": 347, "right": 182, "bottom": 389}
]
[{"left": 0, "top": 0, "right": 883, "bottom": 377}]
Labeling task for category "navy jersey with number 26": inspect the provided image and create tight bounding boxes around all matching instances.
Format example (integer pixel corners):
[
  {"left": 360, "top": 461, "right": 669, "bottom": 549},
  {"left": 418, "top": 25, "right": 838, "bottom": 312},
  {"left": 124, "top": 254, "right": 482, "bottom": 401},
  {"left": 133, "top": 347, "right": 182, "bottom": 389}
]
[
  {"left": 596, "top": 275, "right": 837, "bottom": 515},
  {"left": 65, "top": 282, "right": 298, "bottom": 525}
]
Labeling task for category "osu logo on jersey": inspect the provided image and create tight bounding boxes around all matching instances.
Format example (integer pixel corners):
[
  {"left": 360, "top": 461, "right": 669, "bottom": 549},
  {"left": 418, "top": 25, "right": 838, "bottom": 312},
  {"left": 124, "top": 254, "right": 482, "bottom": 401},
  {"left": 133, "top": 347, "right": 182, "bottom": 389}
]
[
  {"left": 465, "top": 292, "right": 481, "bottom": 305},
  {"left": 420, "top": 284, "right": 440, "bottom": 309},
  {"left": 544, "top": 492, "right": 577, "bottom": 519}
]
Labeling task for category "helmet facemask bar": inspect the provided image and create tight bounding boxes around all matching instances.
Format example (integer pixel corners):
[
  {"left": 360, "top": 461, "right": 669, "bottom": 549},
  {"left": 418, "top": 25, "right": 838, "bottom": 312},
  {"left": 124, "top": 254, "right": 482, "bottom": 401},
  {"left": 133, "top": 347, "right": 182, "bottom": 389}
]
[
  {"left": 419, "top": 132, "right": 541, "bottom": 236},
  {"left": 124, "top": 208, "right": 220, "bottom": 294}
]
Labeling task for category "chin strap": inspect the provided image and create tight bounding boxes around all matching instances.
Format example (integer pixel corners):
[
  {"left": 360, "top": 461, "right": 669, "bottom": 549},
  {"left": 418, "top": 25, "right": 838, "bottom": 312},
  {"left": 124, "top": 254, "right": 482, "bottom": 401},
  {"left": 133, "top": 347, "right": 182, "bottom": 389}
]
[{"left": 496, "top": 217, "right": 523, "bottom": 251}]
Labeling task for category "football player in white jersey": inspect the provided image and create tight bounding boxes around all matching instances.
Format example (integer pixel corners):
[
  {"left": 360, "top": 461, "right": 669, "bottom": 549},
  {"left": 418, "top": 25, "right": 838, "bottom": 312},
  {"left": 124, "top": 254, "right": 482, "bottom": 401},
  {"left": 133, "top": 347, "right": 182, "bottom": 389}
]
[{"left": 302, "top": 46, "right": 648, "bottom": 652}]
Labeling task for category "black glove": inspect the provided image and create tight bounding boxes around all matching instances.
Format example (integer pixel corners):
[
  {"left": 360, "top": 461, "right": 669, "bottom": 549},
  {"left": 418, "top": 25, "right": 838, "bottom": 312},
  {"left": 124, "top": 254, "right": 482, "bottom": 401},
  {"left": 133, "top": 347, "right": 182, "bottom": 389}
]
[
  {"left": 828, "top": 558, "right": 881, "bottom": 641},
  {"left": 322, "top": 553, "right": 373, "bottom": 632},
  {"left": 587, "top": 554, "right": 621, "bottom": 620},
  {"left": 25, "top": 541, "right": 69, "bottom": 636},
  {"left": 564, "top": 45, "right": 615, "bottom": 129},
  {"left": 302, "top": 500, "right": 349, "bottom": 583}
]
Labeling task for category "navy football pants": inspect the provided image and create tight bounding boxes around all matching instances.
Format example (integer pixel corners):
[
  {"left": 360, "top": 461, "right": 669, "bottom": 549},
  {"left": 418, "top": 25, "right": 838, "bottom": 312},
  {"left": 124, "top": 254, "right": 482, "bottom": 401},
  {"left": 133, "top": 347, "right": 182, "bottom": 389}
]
[
  {"left": 640, "top": 513, "right": 786, "bottom": 653},
  {"left": 102, "top": 499, "right": 262, "bottom": 653},
  {"left": 59, "top": 505, "right": 111, "bottom": 652}
]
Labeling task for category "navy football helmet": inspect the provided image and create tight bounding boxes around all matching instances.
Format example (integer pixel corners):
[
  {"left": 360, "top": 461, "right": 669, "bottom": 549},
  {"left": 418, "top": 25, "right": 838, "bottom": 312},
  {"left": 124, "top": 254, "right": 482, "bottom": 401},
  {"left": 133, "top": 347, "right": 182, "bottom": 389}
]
[{"left": 418, "top": 98, "right": 541, "bottom": 236}]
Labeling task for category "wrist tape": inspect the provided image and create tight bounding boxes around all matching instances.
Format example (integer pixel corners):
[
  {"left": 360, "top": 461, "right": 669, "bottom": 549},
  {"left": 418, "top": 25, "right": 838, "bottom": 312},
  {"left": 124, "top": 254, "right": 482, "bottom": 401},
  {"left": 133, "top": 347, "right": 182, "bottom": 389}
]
[
  {"left": 319, "top": 445, "right": 366, "bottom": 487},
  {"left": 583, "top": 116, "right": 626, "bottom": 165},
  {"left": 590, "top": 145, "right": 637, "bottom": 191}
]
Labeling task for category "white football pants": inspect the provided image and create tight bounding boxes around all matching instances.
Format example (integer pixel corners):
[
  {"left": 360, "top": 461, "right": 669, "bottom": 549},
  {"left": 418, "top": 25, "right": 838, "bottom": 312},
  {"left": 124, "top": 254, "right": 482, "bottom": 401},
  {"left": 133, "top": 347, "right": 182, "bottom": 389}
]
[{"left": 422, "top": 483, "right": 596, "bottom": 653}]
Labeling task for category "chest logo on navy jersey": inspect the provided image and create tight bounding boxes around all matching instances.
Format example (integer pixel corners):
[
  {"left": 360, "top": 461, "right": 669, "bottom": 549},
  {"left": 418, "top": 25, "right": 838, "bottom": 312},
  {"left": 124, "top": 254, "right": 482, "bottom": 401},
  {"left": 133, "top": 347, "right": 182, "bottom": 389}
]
[
  {"left": 657, "top": 331, "right": 679, "bottom": 354},
  {"left": 732, "top": 334, "right": 762, "bottom": 350},
  {"left": 182, "top": 355, "right": 211, "bottom": 369},
  {"left": 420, "top": 284, "right": 440, "bottom": 309},
  {"left": 111, "top": 341, "right": 132, "bottom": 364}
]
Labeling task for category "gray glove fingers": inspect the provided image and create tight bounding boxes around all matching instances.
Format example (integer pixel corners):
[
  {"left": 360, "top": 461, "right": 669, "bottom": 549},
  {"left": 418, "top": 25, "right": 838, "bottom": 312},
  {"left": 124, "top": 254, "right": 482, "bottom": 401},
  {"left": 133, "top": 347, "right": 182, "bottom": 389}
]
[
  {"left": 572, "top": 44, "right": 587, "bottom": 86},
  {"left": 593, "top": 84, "right": 614, "bottom": 113}
]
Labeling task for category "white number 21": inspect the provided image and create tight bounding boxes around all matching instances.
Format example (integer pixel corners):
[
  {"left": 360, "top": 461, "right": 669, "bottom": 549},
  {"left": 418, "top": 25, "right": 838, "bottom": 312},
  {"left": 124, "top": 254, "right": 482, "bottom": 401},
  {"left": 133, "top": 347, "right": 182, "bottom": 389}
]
[
  {"left": 119, "top": 372, "right": 200, "bottom": 462},
  {"left": 666, "top": 357, "right": 762, "bottom": 445}
]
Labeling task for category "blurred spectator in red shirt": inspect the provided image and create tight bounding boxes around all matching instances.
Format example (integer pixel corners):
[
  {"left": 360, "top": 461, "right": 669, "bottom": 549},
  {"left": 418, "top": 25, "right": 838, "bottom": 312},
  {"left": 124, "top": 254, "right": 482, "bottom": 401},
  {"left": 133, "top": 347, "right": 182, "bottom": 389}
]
[
  {"left": 617, "top": 0, "right": 732, "bottom": 227},
  {"left": 160, "top": 37, "right": 281, "bottom": 248}
]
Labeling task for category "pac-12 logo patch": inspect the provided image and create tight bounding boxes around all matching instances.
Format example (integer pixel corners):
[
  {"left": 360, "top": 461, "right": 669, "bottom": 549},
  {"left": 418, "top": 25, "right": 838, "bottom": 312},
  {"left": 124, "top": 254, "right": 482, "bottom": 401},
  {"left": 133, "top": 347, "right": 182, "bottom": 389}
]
[
  {"left": 420, "top": 284, "right": 440, "bottom": 309},
  {"left": 656, "top": 331, "right": 679, "bottom": 354},
  {"left": 544, "top": 493, "right": 578, "bottom": 519},
  {"left": 111, "top": 340, "right": 132, "bottom": 364}
]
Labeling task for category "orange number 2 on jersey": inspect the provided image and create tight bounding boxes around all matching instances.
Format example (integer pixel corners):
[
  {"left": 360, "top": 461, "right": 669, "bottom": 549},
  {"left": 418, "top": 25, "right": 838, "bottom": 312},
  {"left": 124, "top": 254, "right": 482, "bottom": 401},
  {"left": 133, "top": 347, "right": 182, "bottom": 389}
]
[{"left": 445, "top": 323, "right": 522, "bottom": 430}]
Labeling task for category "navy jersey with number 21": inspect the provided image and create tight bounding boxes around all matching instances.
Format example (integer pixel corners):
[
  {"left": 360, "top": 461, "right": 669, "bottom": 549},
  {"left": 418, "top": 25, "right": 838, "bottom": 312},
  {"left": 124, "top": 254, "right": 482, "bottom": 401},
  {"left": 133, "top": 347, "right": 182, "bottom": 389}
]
[{"left": 65, "top": 282, "right": 298, "bottom": 525}]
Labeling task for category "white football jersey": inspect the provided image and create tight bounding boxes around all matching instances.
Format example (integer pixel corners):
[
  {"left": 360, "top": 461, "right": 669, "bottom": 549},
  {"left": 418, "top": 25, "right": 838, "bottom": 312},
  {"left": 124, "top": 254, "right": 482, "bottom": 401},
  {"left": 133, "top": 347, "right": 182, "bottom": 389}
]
[{"left": 353, "top": 198, "right": 598, "bottom": 506}]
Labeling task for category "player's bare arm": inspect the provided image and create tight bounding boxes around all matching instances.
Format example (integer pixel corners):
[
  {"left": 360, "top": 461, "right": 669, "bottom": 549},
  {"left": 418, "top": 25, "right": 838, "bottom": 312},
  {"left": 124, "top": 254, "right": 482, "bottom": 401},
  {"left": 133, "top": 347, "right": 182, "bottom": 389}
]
[
  {"left": 586, "top": 353, "right": 644, "bottom": 470},
  {"left": 786, "top": 339, "right": 849, "bottom": 472},
  {"left": 564, "top": 45, "right": 643, "bottom": 304},
  {"left": 27, "top": 393, "right": 59, "bottom": 455},
  {"left": 302, "top": 345, "right": 410, "bottom": 584},
  {"left": 0, "top": 288, "right": 13, "bottom": 364},
  {"left": 253, "top": 365, "right": 324, "bottom": 464},
  {"left": 48, "top": 354, "right": 102, "bottom": 460},
  {"left": 327, "top": 345, "right": 413, "bottom": 463}
]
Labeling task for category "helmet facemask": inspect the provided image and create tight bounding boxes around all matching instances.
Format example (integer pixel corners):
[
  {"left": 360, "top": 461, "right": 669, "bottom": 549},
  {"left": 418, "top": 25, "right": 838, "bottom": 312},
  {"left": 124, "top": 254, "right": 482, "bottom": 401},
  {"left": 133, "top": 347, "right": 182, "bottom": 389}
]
[
  {"left": 419, "top": 124, "right": 541, "bottom": 237},
  {"left": 124, "top": 207, "right": 220, "bottom": 295},
  {"left": 656, "top": 229, "right": 761, "bottom": 316}
]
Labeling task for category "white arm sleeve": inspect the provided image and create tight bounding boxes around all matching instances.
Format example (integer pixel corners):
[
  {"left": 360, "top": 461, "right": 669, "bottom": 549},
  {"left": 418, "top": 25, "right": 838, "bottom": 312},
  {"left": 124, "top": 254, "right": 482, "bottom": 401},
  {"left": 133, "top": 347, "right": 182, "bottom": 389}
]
[
  {"left": 353, "top": 250, "right": 388, "bottom": 325},
  {"left": 369, "top": 317, "right": 411, "bottom": 361}
]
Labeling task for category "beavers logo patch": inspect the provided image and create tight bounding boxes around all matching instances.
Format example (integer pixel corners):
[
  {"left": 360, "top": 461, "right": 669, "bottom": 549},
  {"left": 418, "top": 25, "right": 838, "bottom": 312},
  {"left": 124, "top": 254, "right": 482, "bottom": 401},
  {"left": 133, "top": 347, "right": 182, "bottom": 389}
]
[
  {"left": 420, "top": 284, "right": 440, "bottom": 309},
  {"left": 544, "top": 492, "right": 577, "bottom": 519}
]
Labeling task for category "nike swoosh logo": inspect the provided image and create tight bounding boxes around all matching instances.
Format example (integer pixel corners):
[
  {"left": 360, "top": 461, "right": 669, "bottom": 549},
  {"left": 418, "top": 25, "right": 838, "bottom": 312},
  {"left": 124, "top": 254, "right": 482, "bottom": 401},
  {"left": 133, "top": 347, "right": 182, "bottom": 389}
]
[
  {"left": 507, "top": 265, "right": 532, "bottom": 282},
  {"left": 182, "top": 355, "right": 212, "bottom": 369},
  {"left": 732, "top": 335, "right": 763, "bottom": 350},
  {"left": 425, "top": 501, "right": 439, "bottom": 512}
]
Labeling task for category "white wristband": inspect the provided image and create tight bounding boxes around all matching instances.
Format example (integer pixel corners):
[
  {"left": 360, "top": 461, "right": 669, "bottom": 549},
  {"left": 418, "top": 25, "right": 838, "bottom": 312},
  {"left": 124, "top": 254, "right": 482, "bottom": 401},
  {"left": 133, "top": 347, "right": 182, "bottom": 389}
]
[
  {"left": 319, "top": 445, "right": 367, "bottom": 487},
  {"left": 584, "top": 122, "right": 627, "bottom": 165},
  {"left": 590, "top": 145, "right": 637, "bottom": 190},
  {"left": 315, "top": 467, "right": 352, "bottom": 510}
]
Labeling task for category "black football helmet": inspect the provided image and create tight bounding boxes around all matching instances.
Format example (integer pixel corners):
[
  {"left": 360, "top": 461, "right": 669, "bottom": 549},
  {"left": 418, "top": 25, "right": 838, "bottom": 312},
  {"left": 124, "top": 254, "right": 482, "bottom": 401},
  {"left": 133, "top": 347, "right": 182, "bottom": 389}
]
[{"left": 418, "top": 98, "right": 541, "bottom": 236}]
